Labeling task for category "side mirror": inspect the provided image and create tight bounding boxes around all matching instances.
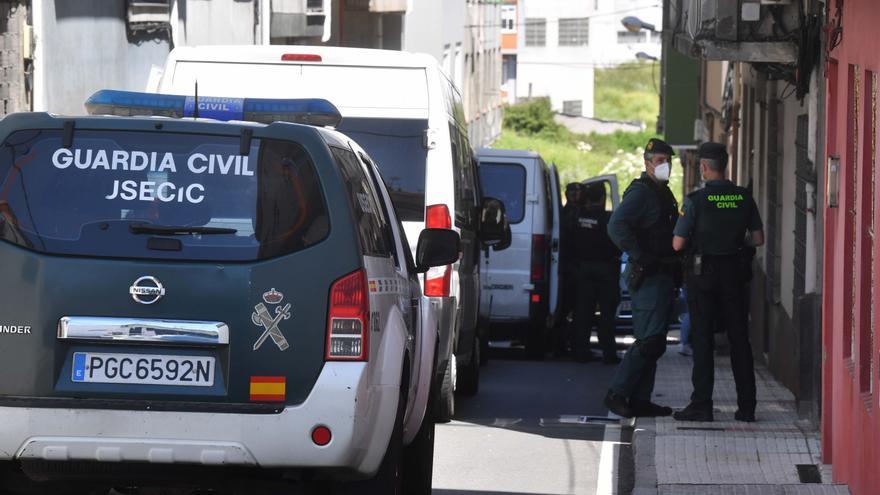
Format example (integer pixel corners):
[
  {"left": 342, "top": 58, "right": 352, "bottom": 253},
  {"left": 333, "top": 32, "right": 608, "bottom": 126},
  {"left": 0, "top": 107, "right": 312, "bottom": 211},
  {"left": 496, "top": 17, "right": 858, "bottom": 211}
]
[
  {"left": 479, "top": 197, "right": 507, "bottom": 246},
  {"left": 493, "top": 219, "right": 512, "bottom": 251},
  {"left": 415, "top": 228, "right": 461, "bottom": 273}
]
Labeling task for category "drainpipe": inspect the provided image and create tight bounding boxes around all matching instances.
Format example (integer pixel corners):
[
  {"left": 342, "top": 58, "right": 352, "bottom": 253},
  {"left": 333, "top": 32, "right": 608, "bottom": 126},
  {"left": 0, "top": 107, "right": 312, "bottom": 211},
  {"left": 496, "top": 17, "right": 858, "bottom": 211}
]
[{"left": 805, "top": 181, "right": 817, "bottom": 294}]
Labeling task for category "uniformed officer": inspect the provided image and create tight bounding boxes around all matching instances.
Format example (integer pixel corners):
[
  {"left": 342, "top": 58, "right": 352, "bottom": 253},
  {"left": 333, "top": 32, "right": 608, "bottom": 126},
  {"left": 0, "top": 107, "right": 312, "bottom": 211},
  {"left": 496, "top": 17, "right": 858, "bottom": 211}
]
[
  {"left": 555, "top": 183, "right": 585, "bottom": 356},
  {"left": 572, "top": 183, "right": 622, "bottom": 364},
  {"left": 671, "top": 142, "right": 764, "bottom": 423},
  {"left": 604, "top": 138, "right": 679, "bottom": 418}
]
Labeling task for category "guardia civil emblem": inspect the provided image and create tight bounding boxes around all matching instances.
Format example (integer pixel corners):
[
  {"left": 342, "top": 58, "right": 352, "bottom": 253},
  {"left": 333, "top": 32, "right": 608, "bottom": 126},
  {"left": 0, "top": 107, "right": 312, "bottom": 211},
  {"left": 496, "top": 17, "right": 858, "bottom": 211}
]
[{"left": 252, "top": 288, "right": 291, "bottom": 351}]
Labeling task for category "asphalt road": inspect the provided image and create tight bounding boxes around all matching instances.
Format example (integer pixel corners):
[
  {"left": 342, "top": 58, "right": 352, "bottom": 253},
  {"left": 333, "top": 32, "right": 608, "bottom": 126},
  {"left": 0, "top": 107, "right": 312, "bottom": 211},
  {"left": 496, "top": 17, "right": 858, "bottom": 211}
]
[{"left": 432, "top": 348, "right": 631, "bottom": 495}]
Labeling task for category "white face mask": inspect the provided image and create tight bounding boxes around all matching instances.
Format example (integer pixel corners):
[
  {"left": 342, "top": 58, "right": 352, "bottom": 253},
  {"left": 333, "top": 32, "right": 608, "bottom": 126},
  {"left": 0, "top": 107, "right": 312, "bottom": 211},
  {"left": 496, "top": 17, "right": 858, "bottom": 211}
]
[{"left": 654, "top": 161, "right": 671, "bottom": 182}]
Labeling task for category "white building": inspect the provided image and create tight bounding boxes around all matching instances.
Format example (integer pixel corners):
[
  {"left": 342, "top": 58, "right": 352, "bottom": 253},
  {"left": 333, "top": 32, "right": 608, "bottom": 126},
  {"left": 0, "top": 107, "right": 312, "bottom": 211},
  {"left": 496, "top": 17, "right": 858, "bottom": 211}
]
[{"left": 514, "top": 0, "right": 661, "bottom": 118}]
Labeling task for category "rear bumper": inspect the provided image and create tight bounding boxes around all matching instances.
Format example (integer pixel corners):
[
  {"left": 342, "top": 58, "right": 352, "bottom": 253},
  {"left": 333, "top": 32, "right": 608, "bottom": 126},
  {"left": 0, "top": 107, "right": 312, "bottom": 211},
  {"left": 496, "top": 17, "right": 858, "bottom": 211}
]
[{"left": 0, "top": 362, "right": 397, "bottom": 477}]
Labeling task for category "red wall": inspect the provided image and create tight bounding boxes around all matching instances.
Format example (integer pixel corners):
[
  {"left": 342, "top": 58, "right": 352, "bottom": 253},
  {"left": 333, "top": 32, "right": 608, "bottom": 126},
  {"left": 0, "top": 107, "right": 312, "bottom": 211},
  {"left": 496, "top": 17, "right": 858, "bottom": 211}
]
[{"left": 823, "top": 1, "right": 880, "bottom": 494}]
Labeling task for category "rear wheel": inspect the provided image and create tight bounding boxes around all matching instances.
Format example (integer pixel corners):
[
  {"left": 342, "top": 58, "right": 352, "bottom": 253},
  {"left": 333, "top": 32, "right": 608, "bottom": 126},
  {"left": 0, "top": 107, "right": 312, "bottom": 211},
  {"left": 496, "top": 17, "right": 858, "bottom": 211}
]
[
  {"left": 434, "top": 357, "right": 455, "bottom": 423},
  {"left": 525, "top": 326, "right": 546, "bottom": 360},
  {"left": 335, "top": 386, "right": 406, "bottom": 494},
  {"left": 402, "top": 406, "right": 436, "bottom": 494},
  {"left": 456, "top": 336, "right": 480, "bottom": 396}
]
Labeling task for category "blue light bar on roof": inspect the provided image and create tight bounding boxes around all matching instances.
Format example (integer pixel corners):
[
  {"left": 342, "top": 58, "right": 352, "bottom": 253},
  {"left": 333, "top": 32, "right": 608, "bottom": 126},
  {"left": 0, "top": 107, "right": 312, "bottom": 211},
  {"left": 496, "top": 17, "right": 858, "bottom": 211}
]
[{"left": 84, "top": 90, "right": 342, "bottom": 127}]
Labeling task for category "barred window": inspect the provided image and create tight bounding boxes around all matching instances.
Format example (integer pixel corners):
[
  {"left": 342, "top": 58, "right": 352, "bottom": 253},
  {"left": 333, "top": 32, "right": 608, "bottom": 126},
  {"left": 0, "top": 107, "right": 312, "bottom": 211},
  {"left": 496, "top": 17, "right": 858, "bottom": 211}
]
[
  {"left": 617, "top": 30, "right": 647, "bottom": 44},
  {"left": 559, "top": 18, "right": 589, "bottom": 46},
  {"left": 524, "top": 18, "right": 546, "bottom": 47}
]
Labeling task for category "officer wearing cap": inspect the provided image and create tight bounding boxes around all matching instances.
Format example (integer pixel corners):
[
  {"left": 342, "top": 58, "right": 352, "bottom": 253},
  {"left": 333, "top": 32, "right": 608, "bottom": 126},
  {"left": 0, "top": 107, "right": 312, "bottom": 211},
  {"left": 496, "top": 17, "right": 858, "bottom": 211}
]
[
  {"left": 571, "top": 182, "right": 622, "bottom": 364},
  {"left": 671, "top": 142, "right": 764, "bottom": 423},
  {"left": 556, "top": 182, "right": 585, "bottom": 355},
  {"left": 603, "top": 138, "right": 679, "bottom": 418}
]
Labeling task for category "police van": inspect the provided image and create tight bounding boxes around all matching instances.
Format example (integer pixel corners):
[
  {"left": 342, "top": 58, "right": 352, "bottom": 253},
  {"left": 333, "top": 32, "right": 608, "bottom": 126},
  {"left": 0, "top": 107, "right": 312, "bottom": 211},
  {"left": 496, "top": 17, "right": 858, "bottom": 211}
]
[
  {"left": 475, "top": 148, "right": 562, "bottom": 358},
  {"left": 151, "top": 46, "right": 497, "bottom": 413},
  {"left": 0, "top": 91, "right": 492, "bottom": 494}
]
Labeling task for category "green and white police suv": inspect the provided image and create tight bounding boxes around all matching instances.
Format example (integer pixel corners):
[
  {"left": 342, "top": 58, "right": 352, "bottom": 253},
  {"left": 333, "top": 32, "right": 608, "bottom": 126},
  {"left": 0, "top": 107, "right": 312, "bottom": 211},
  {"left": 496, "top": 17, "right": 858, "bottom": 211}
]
[{"left": 0, "top": 91, "right": 502, "bottom": 494}]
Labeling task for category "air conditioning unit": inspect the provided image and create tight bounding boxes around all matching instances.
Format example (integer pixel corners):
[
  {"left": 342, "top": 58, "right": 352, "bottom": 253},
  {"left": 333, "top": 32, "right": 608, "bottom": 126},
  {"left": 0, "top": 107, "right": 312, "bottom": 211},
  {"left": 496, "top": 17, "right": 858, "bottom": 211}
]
[
  {"left": 673, "top": 0, "right": 798, "bottom": 62},
  {"left": 126, "top": 0, "right": 171, "bottom": 33},
  {"left": 271, "top": 0, "right": 326, "bottom": 39}
]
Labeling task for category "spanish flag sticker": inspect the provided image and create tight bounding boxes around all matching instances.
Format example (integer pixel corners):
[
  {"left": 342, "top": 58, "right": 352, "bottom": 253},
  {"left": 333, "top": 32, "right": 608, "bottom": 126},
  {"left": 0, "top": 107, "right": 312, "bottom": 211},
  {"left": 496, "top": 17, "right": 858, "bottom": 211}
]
[{"left": 250, "top": 376, "right": 286, "bottom": 402}]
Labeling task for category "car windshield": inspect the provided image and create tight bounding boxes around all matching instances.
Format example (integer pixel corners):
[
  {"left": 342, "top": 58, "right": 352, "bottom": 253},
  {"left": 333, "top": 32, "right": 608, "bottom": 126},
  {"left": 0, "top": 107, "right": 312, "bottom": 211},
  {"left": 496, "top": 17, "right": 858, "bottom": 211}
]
[
  {"left": 336, "top": 118, "right": 428, "bottom": 222},
  {"left": 0, "top": 129, "right": 329, "bottom": 261},
  {"left": 479, "top": 162, "right": 527, "bottom": 224}
]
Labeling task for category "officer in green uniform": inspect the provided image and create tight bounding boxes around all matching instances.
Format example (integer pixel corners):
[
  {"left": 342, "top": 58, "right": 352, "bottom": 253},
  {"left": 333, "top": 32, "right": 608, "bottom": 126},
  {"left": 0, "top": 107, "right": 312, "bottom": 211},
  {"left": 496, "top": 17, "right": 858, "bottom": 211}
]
[
  {"left": 671, "top": 142, "right": 765, "bottom": 422},
  {"left": 604, "top": 138, "right": 679, "bottom": 418},
  {"left": 555, "top": 183, "right": 585, "bottom": 356},
  {"left": 572, "top": 183, "right": 622, "bottom": 364}
]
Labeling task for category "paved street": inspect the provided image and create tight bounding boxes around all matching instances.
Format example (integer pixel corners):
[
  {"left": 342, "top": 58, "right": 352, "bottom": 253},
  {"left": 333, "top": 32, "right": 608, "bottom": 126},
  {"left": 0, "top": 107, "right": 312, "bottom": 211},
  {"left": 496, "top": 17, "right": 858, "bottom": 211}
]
[{"left": 432, "top": 349, "right": 630, "bottom": 495}]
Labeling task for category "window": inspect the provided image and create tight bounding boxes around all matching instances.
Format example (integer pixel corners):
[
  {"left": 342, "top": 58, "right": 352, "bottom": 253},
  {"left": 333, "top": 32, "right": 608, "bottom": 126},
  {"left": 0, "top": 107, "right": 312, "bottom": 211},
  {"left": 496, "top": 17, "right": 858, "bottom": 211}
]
[
  {"left": 844, "top": 64, "right": 860, "bottom": 360},
  {"left": 449, "top": 124, "right": 477, "bottom": 229},
  {"left": 479, "top": 163, "right": 526, "bottom": 224},
  {"left": 331, "top": 146, "right": 392, "bottom": 257},
  {"left": 559, "top": 18, "right": 589, "bottom": 46},
  {"left": 336, "top": 118, "right": 429, "bottom": 222},
  {"left": 858, "top": 70, "right": 876, "bottom": 394},
  {"left": 501, "top": 5, "right": 516, "bottom": 33},
  {"left": 617, "top": 30, "right": 646, "bottom": 44},
  {"left": 524, "top": 18, "right": 546, "bottom": 47},
  {"left": 0, "top": 130, "right": 329, "bottom": 261},
  {"left": 563, "top": 100, "right": 583, "bottom": 116}
]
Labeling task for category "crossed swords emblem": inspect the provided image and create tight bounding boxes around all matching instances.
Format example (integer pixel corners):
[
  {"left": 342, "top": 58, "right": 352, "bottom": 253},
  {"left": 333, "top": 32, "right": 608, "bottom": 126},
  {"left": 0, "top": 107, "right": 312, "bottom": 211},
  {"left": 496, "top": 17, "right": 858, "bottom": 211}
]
[{"left": 252, "top": 302, "right": 291, "bottom": 351}]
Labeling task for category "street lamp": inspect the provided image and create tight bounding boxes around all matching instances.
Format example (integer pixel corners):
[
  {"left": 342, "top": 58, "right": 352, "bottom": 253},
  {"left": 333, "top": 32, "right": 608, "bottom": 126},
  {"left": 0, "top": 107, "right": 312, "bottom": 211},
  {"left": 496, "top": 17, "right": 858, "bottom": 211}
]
[{"left": 621, "top": 16, "right": 658, "bottom": 33}]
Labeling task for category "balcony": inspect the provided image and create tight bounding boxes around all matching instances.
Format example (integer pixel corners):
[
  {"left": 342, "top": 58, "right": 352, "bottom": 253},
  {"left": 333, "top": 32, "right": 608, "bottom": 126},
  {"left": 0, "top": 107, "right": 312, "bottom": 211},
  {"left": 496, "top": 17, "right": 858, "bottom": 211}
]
[{"left": 670, "top": 0, "right": 799, "bottom": 63}]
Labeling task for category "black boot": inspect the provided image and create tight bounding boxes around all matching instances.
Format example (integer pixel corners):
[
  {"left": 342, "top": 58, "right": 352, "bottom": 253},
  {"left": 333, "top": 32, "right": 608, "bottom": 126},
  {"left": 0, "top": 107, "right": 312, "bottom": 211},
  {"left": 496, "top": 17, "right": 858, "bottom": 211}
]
[
  {"left": 604, "top": 391, "right": 634, "bottom": 418},
  {"left": 735, "top": 409, "right": 756, "bottom": 422},
  {"left": 673, "top": 401, "right": 714, "bottom": 422},
  {"left": 630, "top": 399, "right": 672, "bottom": 417}
]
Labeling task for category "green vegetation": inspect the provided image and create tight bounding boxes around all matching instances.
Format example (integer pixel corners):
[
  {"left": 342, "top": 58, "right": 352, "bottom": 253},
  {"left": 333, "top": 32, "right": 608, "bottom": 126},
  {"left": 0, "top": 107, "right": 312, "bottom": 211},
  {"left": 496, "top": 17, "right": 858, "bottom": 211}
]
[
  {"left": 493, "top": 62, "right": 682, "bottom": 202},
  {"left": 594, "top": 62, "right": 660, "bottom": 128}
]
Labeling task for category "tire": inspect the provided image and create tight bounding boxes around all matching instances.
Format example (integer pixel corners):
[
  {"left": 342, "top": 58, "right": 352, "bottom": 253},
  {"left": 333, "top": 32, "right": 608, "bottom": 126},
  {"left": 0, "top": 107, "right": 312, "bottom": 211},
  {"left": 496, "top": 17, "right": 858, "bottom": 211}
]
[
  {"left": 478, "top": 322, "right": 490, "bottom": 366},
  {"left": 434, "top": 357, "right": 455, "bottom": 423},
  {"left": 335, "top": 386, "right": 407, "bottom": 494},
  {"left": 525, "top": 326, "right": 546, "bottom": 360},
  {"left": 456, "top": 336, "right": 480, "bottom": 397},
  {"left": 402, "top": 406, "right": 436, "bottom": 494}
]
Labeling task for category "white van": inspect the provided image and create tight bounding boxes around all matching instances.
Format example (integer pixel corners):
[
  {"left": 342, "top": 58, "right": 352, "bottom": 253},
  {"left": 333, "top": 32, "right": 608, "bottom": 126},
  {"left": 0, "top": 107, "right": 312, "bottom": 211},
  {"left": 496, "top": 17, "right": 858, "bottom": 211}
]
[
  {"left": 153, "top": 45, "right": 494, "bottom": 419},
  {"left": 476, "top": 148, "right": 562, "bottom": 358}
]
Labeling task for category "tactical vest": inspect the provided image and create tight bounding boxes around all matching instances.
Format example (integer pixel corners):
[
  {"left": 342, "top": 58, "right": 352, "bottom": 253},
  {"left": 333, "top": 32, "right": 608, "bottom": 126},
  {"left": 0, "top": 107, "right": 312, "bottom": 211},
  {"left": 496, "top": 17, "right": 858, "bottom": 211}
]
[
  {"left": 572, "top": 206, "right": 619, "bottom": 262},
  {"left": 691, "top": 181, "right": 753, "bottom": 255},
  {"left": 627, "top": 177, "right": 678, "bottom": 259}
]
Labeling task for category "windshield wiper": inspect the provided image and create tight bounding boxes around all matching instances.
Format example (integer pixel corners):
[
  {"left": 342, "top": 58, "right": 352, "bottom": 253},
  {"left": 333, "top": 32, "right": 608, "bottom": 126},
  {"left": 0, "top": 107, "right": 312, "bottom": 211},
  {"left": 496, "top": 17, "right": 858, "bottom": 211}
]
[{"left": 129, "top": 225, "right": 238, "bottom": 236}]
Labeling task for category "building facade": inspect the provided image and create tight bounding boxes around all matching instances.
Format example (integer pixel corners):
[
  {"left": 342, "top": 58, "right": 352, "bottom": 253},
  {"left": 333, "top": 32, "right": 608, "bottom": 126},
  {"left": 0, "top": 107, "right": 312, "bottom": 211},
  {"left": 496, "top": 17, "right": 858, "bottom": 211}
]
[
  {"left": 822, "top": 1, "right": 880, "bottom": 493},
  {"left": 664, "top": 0, "right": 825, "bottom": 429},
  {"left": 11, "top": 1, "right": 502, "bottom": 146}
]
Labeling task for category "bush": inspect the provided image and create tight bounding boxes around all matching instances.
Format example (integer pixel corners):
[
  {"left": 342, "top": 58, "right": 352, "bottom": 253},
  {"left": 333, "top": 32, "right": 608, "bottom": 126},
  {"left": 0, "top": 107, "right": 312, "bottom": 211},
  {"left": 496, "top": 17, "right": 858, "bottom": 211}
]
[{"left": 503, "top": 98, "right": 569, "bottom": 140}]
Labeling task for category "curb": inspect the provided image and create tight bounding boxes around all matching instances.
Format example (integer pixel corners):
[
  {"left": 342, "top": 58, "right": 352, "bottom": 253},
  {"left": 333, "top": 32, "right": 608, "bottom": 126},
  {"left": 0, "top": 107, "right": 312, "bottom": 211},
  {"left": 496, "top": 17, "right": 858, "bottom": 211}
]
[{"left": 630, "top": 417, "right": 658, "bottom": 495}]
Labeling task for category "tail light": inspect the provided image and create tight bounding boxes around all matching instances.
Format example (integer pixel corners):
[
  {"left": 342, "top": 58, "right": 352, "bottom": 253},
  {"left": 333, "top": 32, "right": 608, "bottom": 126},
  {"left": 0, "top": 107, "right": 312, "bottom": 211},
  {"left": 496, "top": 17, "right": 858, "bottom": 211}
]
[
  {"left": 531, "top": 234, "right": 547, "bottom": 282},
  {"left": 326, "top": 269, "right": 370, "bottom": 361},
  {"left": 281, "top": 54, "right": 323, "bottom": 62},
  {"left": 425, "top": 204, "right": 453, "bottom": 297}
]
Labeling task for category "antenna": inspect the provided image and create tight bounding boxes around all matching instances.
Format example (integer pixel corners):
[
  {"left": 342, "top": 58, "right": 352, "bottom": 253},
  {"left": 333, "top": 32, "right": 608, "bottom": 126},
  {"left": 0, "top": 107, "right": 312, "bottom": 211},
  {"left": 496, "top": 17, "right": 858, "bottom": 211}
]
[{"left": 193, "top": 80, "right": 199, "bottom": 119}]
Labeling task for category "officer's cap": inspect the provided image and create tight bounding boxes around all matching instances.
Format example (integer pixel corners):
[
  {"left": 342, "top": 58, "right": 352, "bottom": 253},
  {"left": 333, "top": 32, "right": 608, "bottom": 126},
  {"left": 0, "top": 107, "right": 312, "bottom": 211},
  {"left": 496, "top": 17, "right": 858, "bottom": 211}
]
[
  {"left": 566, "top": 182, "right": 584, "bottom": 193},
  {"left": 698, "top": 142, "right": 729, "bottom": 165},
  {"left": 644, "top": 138, "right": 675, "bottom": 157}
]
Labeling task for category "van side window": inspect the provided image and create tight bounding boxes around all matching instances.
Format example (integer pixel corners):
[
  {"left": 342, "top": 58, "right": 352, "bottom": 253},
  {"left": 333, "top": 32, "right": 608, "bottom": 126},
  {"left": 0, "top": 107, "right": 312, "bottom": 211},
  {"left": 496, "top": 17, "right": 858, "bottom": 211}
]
[
  {"left": 331, "top": 146, "right": 392, "bottom": 258},
  {"left": 449, "top": 123, "right": 477, "bottom": 230}
]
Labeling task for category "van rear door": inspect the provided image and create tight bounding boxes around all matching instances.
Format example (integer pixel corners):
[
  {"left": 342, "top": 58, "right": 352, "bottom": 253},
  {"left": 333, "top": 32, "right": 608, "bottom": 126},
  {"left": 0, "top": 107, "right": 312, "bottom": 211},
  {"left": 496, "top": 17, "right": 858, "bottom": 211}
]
[
  {"left": 0, "top": 119, "right": 356, "bottom": 410},
  {"left": 477, "top": 160, "right": 530, "bottom": 321},
  {"left": 547, "top": 164, "right": 562, "bottom": 326}
]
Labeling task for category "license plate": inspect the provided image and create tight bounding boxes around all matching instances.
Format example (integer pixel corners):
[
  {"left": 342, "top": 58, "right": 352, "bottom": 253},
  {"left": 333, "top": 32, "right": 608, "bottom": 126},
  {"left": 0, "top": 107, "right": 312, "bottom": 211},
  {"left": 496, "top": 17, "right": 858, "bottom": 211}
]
[{"left": 72, "top": 352, "right": 215, "bottom": 387}]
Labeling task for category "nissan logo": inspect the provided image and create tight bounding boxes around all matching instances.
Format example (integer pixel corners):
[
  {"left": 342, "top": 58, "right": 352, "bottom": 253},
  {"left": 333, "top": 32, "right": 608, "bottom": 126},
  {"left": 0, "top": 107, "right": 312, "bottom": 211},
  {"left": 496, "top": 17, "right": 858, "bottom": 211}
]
[{"left": 129, "top": 276, "right": 165, "bottom": 305}]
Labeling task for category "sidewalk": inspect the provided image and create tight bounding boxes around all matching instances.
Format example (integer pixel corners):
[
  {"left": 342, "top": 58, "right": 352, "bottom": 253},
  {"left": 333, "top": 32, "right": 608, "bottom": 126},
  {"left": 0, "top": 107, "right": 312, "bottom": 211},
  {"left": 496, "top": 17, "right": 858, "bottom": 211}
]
[{"left": 630, "top": 347, "right": 851, "bottom": 495}]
